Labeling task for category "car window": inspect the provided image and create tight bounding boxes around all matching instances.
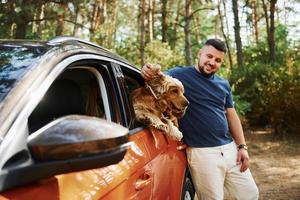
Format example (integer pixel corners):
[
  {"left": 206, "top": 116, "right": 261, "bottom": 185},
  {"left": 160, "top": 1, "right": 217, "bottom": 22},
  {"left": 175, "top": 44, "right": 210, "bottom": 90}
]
[
  {"left": 0, "top": 44, "right": 48, "bottom": 103},
  {"left": 119, "top": 65, "right": 144, "bottom": 129},
  {"left": 28, "top": 67, "right": 108, "bottom": 134}
]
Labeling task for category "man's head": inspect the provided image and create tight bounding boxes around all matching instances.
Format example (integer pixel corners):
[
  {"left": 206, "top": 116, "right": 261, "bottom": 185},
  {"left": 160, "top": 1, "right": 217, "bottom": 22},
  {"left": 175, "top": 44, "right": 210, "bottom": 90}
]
[{"left": 197, "top": 38, "right": 226, "bottom": 77}]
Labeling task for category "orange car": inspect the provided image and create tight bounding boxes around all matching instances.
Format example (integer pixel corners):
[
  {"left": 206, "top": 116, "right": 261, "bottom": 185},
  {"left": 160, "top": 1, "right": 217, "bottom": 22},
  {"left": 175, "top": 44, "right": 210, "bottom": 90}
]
[{"left": 0, "top": 37, "right": 195, "bottom": 200}]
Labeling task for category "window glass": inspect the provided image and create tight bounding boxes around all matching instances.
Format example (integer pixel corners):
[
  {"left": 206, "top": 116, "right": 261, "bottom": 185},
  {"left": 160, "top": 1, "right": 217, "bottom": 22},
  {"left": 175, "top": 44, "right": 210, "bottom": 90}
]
[
  {"left": 119, "top": 65, "right": 144, "bottom": 129},
  {"left": 0, "top": 44, "right": 47, "bottom": 103},
  {"left": 28, "top": 67, "right": 107, "bottom": 133}
]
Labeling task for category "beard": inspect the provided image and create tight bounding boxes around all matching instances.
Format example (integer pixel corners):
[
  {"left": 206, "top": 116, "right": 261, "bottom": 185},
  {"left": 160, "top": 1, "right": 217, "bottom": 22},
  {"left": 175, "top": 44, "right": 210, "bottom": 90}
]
[{"left": 198, "top": 64, "right": 215, "bottom": 78}]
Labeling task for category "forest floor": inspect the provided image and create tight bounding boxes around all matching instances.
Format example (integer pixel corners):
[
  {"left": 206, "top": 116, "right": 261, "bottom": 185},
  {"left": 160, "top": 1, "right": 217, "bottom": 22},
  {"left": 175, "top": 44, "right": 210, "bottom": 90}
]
[{"left": 245, "top": 127, "right": 300, "bottom": 200}]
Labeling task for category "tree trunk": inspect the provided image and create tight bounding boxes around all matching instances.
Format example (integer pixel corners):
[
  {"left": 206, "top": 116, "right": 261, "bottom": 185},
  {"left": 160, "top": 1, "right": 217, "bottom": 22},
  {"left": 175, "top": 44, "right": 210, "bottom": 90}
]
[
  {"left": 15, "top": 20, "right": 28, "bottom": 39},
  {"left": 262, "top": 0, "right": 277, "bottom": 63},
  {"left": 55, "top": 4, "right": 67, "bottom": 36},
  {"left": 152, "top": 0, "right": 155, "bottom": 40},
  {"left": 269, "top": 0, "right": 277, "bottom": 62},
  {"left": 107, "top": 0, "right": 117, "bottom": 48},
  {"left": 161, "top": 0, "right": 168, "bottom": 42},
  {"left": 232, "top": 0, "right": 243, "bottom": 68},
  {"left": 184, "top": 0, "right": 193, "bottom": 66},
  {"left": 218, "top": 0, "right": 233, "bottom": 70},
  {"left": 251, "top": 0, "right": 259, "bottom": 44},
  {"left": 170, "top": 0, "right": 181, "bottom": 50},
  {"left": 139, "top": 0, "right": 146, "bottom": 65},
  {"left": 262, "top": 0, "right": 270, "bottom": 35},
  {"left": 15, "top": 1, "right": 34, "bottom": 39},
  {"left": 56, "top": 14, "right": 64, "bottom": 36},
  {"left": 90, "top": 0, "right": 106, "bottom": 41},
  {"left": 72, "top": 4, "right": 80, "bottom": 36},
  {"left": 148, "top": 0, "right": 154, "bottom": 42},
  {"left": 36, "top": 3, "right": 45, "bottom": 37}
]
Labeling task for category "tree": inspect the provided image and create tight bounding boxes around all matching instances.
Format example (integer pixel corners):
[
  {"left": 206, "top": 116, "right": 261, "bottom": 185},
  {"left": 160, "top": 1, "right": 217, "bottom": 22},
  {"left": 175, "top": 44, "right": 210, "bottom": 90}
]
[
  {"left": 250, "top": 0, "right": 259, "bottom": 44},
  {"left": 217, "top": 0, "right": 233, "bottom": 69},
  {"left": 138, "top": 0, "right": 146, "bottom": 65},
  {"left": 232, "top": 0, "right": 244, "bottom": 68},
  {"left": 147, "top": 0, "right": 154, "bottom": 42},
  {"left": 161, "top": 0, "right": 168, "bottom": 43},
  {"left": 184, "top": 0, "right": 193, "bottom": 65},
  {"left": 55, "top": 3, "right": 67, "bottom": 36},
  {"left": 14, "top": 1, "right": 37, "bottom": 39},
  {"left": 262, "top": 0, "right": 278, "bottom": 63}
]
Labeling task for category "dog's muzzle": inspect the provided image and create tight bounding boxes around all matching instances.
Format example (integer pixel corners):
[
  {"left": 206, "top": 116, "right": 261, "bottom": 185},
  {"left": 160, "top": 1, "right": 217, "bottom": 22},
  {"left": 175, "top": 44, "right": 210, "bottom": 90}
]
[{"left": 171, "top": 99, "right": 189, "bottom": 118}]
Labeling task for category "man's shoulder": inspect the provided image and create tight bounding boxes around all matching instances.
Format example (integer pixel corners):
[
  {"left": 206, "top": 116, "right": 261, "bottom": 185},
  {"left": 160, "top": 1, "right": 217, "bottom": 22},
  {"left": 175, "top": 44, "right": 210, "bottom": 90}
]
[
  {"left": 167, "top": 65, "right": 193, "bottom": 74},
  {"left": 215, "top": 74, "right": 229, "bottom": 82},
  {"left": 214, "top": 75, "right": 231, "bottom": 89}
]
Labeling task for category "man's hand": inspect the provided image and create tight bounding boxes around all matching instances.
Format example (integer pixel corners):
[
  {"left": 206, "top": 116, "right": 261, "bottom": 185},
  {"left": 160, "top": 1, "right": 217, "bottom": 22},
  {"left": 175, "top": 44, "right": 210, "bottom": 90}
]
[
  {"left": 141, "top": 63, "right": 162, "bottom": 80},
  {"left": 236, "top": 149, "right": 250, "bottom": 172}
]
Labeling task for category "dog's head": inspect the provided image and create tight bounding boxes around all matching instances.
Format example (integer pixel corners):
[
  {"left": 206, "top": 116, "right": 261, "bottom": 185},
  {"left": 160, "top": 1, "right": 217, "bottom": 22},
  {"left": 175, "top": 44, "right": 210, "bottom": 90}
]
[
  {"left": 159, "top": 76, "right": 189, "bottom": 118},
  {"left": 144, "top": 64, "right": 189, "bottom": 118}
]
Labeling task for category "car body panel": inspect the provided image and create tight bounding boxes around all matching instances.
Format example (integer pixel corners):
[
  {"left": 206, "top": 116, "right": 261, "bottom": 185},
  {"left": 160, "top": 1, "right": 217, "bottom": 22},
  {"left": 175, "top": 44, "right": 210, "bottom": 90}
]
[
  {"left": 0, "top": 178, "right": 60, "bottom": 200},
  {"left": 0, "top": 129, "right": 187, "bottom": 200}
]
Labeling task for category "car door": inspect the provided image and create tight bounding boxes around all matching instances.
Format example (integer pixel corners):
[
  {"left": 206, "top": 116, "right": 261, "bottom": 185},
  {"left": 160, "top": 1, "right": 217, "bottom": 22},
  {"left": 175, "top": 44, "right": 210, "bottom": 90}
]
[{"left": 0, "top": 55, "right": 123, "bottom": 198}]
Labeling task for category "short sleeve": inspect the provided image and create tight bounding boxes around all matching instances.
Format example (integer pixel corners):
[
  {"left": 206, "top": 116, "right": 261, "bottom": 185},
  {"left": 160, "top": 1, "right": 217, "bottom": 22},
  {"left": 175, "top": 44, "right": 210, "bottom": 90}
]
[
  {"left": 165, "top": 67, "right": 177, "bottom": 77},
  {"left": 225, "top": 83, "right": 234, "bottom": 108}
]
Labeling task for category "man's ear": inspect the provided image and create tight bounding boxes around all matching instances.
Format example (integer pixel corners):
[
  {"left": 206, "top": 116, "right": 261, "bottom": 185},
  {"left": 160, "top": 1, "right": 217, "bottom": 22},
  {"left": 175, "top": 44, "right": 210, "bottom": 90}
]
[{"left": 198, "top": 49, "right": 202, "bottom": 57}]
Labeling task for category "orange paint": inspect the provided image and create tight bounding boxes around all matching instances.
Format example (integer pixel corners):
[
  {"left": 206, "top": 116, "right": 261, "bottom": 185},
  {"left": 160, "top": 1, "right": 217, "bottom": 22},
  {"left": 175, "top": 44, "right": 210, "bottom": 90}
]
[{"left": 0, "top": 129, "right": 187, "bottom": 200}]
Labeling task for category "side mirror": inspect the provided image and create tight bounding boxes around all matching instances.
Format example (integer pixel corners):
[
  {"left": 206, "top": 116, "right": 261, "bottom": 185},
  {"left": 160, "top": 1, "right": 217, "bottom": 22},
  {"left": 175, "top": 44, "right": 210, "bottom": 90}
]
[
  {"left": 0, "top": 115, "right": 131, "bottom": 192},
  {"left": 28, "top": 115, "right": 129, "bottom": 160}
]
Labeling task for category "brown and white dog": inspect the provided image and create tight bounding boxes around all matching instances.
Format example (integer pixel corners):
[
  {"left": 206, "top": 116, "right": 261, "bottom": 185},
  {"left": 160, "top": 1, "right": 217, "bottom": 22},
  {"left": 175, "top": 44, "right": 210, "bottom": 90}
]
[{"left": 131, "top": 64, "right": 189, "bottom": 141}]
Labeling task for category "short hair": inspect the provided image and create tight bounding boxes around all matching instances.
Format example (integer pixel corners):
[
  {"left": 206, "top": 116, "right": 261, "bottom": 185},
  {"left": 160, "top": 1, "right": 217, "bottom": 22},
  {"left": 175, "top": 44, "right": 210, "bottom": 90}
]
[{"left": 204, "top": 38, "right": 227, "bottom": 54}]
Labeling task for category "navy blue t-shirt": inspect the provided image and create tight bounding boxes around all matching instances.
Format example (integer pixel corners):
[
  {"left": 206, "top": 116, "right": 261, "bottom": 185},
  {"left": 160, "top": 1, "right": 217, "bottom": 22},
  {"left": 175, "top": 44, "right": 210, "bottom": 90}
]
[{"left": 167, "top": 66, "right": 234, "bottom": 147}]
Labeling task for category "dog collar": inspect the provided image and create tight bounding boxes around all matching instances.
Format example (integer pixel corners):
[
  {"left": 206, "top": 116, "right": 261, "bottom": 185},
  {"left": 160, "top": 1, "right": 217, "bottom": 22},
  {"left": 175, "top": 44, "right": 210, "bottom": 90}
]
[{"left": 145, "top": 83, "right": 159, "bottom": 100}]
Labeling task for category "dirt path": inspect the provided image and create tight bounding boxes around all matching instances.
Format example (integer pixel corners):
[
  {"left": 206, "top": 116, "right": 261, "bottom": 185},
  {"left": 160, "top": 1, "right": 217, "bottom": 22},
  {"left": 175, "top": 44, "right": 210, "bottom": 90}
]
[{"left": 245, "top": 129, "right": 300, "bottom": 200}]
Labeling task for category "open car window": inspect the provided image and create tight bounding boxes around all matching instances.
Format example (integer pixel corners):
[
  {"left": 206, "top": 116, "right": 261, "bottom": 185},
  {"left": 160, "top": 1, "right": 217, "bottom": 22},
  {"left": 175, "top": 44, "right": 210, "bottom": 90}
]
[
  {"left": 119, "top": 65, "right": 144, "bottom": 129},
  {"left": 28, "top": 67, "right": 109, "bottom": 134}
]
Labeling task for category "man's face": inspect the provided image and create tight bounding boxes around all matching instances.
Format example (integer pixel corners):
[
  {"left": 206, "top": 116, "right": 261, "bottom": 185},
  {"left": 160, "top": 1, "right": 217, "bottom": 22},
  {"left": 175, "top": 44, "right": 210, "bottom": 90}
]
[{"left": 197, "top": 45, "right": 225, "bottom": 76}]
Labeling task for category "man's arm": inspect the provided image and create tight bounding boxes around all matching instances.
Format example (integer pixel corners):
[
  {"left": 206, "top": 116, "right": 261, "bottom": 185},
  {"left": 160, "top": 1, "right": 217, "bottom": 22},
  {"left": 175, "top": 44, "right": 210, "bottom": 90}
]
[{"left": 226, "top": 107, "right": 250, "bottom": 172}]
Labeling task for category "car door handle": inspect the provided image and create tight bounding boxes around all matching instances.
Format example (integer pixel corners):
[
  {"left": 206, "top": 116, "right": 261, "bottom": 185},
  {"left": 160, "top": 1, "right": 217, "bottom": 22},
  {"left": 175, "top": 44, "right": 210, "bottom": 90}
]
[
  {"left": 135, "top": 172, "right": 153, "bottom": 190},
  {"left": 177, "top": 143, "right": 187, "bottom": 150}
]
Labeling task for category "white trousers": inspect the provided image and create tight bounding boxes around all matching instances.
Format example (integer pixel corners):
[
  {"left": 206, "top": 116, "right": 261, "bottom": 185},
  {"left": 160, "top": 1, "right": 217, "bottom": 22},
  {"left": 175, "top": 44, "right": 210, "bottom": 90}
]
[{"left": 187, "top": 142, "right": 259, "bottom": 200}]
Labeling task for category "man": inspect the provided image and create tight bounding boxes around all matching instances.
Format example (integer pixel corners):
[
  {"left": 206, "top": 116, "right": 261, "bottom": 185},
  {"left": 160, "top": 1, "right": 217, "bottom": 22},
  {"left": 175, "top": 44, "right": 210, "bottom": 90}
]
[{"left": 141, "top": 39, "right": 259, "bottom": 200}]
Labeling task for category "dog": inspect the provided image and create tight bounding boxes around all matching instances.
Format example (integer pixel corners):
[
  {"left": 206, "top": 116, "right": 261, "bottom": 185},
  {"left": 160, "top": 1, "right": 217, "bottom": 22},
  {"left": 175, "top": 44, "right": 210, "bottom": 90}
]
[{"left": 131, "top": 64, "right": 189, "bottom": 141}]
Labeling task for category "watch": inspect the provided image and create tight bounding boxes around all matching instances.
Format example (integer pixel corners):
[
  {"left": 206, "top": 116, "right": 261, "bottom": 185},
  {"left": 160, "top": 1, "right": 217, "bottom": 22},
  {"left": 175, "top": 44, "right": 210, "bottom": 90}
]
[{"left": 237, "top": 144, "right": 248, "bottom": 151}]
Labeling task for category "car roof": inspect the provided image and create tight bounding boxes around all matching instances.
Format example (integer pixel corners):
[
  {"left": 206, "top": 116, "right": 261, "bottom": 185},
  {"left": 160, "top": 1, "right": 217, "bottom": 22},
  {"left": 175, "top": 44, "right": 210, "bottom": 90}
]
[{"left": 0, "top": 36, "right": 132, "bottom": 65}]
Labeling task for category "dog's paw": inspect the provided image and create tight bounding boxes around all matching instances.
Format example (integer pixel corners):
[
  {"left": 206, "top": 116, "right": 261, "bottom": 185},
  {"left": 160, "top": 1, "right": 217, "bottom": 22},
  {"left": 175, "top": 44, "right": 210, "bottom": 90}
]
[
  {"left": 167, "top": 124, "right": 183, "bottom": 141},
  {"left": 138, "top": 115, "right": 152, "bottom": 125},
  {"left": 154, "top": 123, "right": 169, "bottom": 133}
]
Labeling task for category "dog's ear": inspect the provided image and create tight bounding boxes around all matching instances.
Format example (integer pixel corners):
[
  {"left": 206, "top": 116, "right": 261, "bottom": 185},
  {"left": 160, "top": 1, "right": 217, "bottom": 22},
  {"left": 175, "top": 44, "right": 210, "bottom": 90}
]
[
  {"left": 146, "top": 71, "right": 165, "bottom": 86},
  {"left": 157, "top": 99, "right": 168, "bottom": 111}
]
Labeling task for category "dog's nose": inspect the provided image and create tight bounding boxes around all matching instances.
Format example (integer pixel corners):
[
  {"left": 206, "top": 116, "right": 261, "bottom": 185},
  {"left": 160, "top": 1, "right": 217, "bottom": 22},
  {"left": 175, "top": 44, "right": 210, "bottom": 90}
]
[{"left": 184, "top": 99, "right": 189, "bottom": 107}]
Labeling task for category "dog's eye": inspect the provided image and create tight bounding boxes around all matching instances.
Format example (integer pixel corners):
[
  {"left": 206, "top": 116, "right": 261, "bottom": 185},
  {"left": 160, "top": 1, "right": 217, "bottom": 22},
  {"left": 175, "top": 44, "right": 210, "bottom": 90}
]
[{"left": 172, "top": 89, "right": 179, "bottom": 94}]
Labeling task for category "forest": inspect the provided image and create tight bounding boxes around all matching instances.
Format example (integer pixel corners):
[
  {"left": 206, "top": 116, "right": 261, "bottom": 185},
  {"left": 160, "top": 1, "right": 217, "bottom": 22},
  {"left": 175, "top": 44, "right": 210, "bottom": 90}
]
[{"left": 0, "top": 0, "right": 299, "bottom": 135}]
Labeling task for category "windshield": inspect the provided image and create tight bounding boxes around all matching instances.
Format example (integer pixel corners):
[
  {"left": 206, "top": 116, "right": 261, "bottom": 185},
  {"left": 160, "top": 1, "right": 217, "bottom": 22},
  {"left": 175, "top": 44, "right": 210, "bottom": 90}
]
[{"left": 0, "top": 43, "right": 47, "bottom": 103}]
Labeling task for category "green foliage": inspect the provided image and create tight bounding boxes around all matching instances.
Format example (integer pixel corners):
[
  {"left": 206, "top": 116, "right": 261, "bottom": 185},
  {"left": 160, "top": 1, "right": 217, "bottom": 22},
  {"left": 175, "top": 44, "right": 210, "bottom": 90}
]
[
  {"left": 230, "top": 24, "right": 300, "bottom": 134},
  {"left": 262, "top": 62, "right": 300, "bottom": 134},
  {"left": 0, "top": 0, "right": 299, "bottom": 136},
  {"left": 233, "top": 95, "right": 251, "bottom": 116},
  {"left": 144, "top": 40, "right": 185, "bottom": 70},
  {"left": 233, "top": 95, "right": 251, "bottom": 126},
  {"left": 115, "top": 37, "right": 140, "bottom": 67}
]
